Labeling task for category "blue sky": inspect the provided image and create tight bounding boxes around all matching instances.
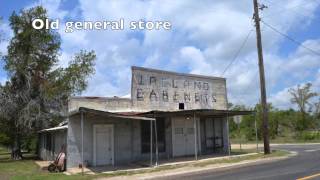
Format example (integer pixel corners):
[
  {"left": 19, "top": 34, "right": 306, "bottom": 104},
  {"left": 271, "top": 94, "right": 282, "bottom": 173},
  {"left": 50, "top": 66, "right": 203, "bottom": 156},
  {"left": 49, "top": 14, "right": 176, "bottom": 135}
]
[{"left": 1, "top": 0, "right": 320, "bottom": 109}]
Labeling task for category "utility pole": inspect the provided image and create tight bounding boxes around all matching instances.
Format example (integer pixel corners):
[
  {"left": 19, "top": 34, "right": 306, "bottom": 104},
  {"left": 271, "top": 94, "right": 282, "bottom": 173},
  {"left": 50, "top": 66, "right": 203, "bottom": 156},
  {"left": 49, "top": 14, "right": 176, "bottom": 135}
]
[{"left": 252, "top": 0, "right": 270, "bottom": 154}]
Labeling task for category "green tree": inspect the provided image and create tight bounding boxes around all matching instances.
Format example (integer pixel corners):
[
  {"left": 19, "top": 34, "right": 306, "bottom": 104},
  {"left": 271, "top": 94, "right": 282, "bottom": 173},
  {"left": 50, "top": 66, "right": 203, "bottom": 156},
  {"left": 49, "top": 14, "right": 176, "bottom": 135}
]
[
  {"left": 313, "top": 98, "right": 320, "bottom": 121},
  {"left": 289, "top": 83, "right": 317, "bottom": 131},
  {"left": 228, "top": 104, "right": 255, "bottom": 141},
  {"left": 0, "top": 6, "right": 96, "bottom": 159}
]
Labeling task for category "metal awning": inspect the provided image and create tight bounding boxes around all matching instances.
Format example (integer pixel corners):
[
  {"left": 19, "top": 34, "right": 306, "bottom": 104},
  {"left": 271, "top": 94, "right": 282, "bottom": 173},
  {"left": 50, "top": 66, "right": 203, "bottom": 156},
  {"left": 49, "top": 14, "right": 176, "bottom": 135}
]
[
  {"left": 137, "top": 109, "right": 253, "bottom": 118},
  {"left": 69, "top": 107, "right": 155, "bottom": 121},
  {"left": 38, "top": 125, "right": 68, "bottom": 133}
]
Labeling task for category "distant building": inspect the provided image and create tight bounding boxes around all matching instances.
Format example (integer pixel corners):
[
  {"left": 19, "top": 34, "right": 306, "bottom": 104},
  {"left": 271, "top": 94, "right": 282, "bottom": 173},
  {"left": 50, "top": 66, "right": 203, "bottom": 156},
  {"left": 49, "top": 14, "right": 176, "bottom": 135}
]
[{"left": 38, "top": 66, "right": 251, "bottom": 170}]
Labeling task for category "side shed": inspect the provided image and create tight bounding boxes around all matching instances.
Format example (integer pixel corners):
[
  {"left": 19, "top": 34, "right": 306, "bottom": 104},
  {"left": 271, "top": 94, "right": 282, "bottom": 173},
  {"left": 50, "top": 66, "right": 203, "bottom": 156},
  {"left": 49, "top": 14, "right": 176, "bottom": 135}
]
[{"left": 38, "top": 125, "right": 67, "bottom": 161}]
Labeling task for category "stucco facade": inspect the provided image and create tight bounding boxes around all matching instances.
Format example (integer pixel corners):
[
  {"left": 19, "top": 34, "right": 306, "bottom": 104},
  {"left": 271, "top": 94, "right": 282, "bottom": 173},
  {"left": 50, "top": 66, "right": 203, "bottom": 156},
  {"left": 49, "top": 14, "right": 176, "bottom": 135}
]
[
  {"left": 131, "top": 66, "right": 227, "bottom": 111},
  {"left": 68, "top": 66, "right": 228, "bottom": 113}
]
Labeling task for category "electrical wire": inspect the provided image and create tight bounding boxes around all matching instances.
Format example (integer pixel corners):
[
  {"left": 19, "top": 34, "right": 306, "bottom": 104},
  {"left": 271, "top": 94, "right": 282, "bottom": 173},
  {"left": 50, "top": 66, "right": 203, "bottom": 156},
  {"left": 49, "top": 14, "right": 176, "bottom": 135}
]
[
  {"left": 261, "top": 0, "right": 320, "bottom": 22},
  {"left": 261, "top": 20, "right": 320, "bottom": 56},
  {"left": 221, "top": 29, "right": 253, "bottom": 76},
  {"left": 262, "top": 0, "right": 320, "bottom": 11}
]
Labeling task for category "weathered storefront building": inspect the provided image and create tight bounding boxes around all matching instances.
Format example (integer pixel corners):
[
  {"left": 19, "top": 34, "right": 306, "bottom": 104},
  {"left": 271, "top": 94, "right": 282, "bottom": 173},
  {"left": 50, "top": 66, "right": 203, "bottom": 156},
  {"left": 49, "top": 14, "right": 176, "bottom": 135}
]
[{"left": 38, "top": 66, "right": 251, "bottom": 170}]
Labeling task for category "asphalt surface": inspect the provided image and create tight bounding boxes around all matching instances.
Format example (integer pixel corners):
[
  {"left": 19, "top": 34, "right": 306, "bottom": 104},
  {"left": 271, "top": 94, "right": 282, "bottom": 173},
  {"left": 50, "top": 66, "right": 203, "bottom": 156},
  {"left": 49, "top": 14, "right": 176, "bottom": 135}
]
[{"left": 155, "top": 144, "right": 320, "bottom": 180}]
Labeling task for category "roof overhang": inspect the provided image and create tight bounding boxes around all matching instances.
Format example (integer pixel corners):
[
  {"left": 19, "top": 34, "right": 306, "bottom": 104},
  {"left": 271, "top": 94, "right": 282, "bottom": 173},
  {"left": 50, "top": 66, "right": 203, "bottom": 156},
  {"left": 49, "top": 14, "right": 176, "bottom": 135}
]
[
  {"left": 137, "top": 109, "right": 253, "bottom": 118},
  {"left": 39, "top": 108, "right": 252, "bottom": 133},
  {"left": 69, "top": 107, "right": 155, "bottom": 121},
  {"left": 38, "top": 125, "right": 68, "bottom": 133}
]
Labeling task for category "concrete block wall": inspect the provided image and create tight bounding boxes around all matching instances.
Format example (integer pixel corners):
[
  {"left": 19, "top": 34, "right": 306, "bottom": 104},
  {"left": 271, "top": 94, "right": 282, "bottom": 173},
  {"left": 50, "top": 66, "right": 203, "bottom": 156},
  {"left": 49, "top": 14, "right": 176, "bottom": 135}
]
[
  {"left": 38, "top": 130, "right": 67, "bottom": 161},
  {"left": 66, "top": 115, "right": 81, "bottom": 168},
  {"left": 53, "top": 131, "right": 67, "bottom": 157}
]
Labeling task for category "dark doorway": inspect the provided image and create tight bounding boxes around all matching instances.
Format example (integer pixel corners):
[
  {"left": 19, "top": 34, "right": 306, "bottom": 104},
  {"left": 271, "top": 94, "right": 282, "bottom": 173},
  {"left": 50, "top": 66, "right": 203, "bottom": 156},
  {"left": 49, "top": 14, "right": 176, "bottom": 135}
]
[
  {"left": 179, "top": 103, "right": 184, "bottom": 110},
  {"left": 141, "top": 118, "right": 166, "bottom": 153}
]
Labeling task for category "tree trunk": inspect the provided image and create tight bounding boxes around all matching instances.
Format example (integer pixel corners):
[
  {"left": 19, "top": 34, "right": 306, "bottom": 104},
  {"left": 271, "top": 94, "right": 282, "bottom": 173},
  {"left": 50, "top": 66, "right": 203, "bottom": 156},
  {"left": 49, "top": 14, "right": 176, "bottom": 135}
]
[
  {"left": 302, "top": 112, "right": 307, "bottom": 130},
  {"left": 11, "top": 133, "right": 23, "bottom": 160}
]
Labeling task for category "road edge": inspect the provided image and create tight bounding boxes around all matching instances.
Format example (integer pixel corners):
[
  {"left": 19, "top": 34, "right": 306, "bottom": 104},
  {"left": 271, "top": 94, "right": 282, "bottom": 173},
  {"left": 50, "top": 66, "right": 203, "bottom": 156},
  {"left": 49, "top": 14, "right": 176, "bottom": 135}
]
[{"left": 97, "top": 150, "right": 296, "bottom": 180}]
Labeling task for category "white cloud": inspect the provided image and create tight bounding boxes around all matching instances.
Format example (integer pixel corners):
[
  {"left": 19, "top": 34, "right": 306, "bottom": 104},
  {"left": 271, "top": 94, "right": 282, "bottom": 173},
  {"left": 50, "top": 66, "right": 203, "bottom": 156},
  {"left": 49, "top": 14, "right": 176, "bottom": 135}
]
[
  {"left": 269, "top": 87, "right": 293, "bottom": 109},
  {"left": 270, "top": 77, "right": 320, "bottom": 110},
  {"left": 0, "top": 21, "right": 12, "bottom": 85},
  {"left": 0, "top": 76, "right": 7, "bottom": 85},
  {"left": 313, "top": 69, "right": 320, "bottom": 91},
  {"left": 176, "top": 46, "right": 213, "bottom": 75},
  {"left": 26, "top": 0, "right": 67, "bottom": 19},
  {"left": 0, "top": 22, "right": 12, "bottom": 56},
  {"left": 1, "top": 0, "right": 318, "bottom": 109},
  {"left": 66, "top": 0, "right": 320, "bottom": 109}
]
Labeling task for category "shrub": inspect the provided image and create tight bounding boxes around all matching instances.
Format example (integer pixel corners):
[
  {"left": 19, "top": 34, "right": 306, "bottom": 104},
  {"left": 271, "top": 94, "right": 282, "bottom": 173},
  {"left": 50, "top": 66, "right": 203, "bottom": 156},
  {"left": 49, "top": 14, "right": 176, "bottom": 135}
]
[{"left": 297, "top": 131, "right": 320, "bottom": 141}]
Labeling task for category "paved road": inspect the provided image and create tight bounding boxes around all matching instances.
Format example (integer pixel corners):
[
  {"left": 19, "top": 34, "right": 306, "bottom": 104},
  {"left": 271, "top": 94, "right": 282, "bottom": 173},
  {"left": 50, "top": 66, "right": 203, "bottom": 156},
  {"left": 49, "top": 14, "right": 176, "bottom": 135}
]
[{"left": 155, "top": 144, "right": 320, "bottom": 180}]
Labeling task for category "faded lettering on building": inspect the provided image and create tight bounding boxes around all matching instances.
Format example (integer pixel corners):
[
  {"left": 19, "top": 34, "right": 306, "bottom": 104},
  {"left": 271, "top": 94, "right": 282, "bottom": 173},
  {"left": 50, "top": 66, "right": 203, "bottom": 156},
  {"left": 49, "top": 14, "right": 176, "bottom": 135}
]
[{"left": 131, "top": 67, "right": 227, "bottom": 111}]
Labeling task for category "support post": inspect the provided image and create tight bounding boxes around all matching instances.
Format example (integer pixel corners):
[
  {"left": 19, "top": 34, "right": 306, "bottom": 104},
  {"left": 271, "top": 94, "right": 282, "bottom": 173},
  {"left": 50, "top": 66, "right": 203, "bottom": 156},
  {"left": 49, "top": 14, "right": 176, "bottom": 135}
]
[
  {"left": 224, "top": 81, "right": 231, "bottom": 156},
  {"left": 212, "top": 118, "right": 215, "bottom": 152},
  {"left": 238, "top": 123, "right": 242, "bottom": 151},
  {"left": 254, "top": 112, "right": 259, "bottom": 152},
  {"left": 226, "top": 110, "right": 231, "bottom": 156},
  {"left": 150, "top": 120, "right": 153, "bottom": 167},
  {"left": 81, "top": 110, "right": 84, "bottom": 175},
  {"left": 194, "top": 113, "right": 198, "bottom": 160},
  {"left": 154, "top": 118, "right": 159, "bottom": 166},
  {"left": 197, "top": 118, "right": 201, "bottom": 155},
  {"left": 253, "top": 0, "right": 270, "bottom": 154}
]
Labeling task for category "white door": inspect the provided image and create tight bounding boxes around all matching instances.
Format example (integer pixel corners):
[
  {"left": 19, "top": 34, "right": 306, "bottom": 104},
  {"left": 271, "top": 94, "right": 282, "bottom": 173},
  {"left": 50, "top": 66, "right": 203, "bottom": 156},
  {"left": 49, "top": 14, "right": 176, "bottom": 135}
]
[
  {"left": 185, "top": 119, "right": 195, "bottom": 155},
  {"left": 172, "top": 118, "right": 195, "bottom": 157},
  {"left": 173, "top": 118, "right": 186, "bottom": 157},
  {"left": 93, "top": 125, "right": 114, "bottom": 166}
]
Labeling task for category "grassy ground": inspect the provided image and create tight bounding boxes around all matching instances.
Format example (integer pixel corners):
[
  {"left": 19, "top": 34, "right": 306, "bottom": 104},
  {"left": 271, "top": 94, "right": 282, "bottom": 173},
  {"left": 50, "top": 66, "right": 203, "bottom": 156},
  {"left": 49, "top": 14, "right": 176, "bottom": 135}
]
[
  {"left": 0, "top": 146, "right": 89, "bottom": 180},
  {"left": 0, "top": 146, "right": 289, "bottom": 180},
  {"left": 230, "top": 137, "right": 320, "bottom": 145},
  {"left": 270, "top": 137, "right": 320, "bottom": 144}
]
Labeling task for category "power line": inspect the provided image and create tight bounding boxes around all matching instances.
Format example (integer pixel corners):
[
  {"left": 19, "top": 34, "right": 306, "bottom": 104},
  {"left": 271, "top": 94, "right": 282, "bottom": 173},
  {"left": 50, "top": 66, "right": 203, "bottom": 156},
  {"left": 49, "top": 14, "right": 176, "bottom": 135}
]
[
  {"left": 261, "top": 20, "right": 320, "bottom": 56},
  {"left": 234, "top": 19, "right": 320, "bottom": 107},
  {"left": 261, "top": 0, "right": 320, "bottom": 22},
  {"left": 262, "top": 0, "right": 320, "bottom": 11},
  {"left": 221, "top": 29, "right": 253, "bottom": 76}
]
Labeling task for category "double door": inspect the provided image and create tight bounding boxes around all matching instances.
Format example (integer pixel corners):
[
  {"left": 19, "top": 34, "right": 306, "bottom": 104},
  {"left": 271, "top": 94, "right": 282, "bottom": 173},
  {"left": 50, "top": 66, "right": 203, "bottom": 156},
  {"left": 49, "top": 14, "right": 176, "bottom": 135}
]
[{"left": 172, "top": 118, "right": 195, "bottom": 157}]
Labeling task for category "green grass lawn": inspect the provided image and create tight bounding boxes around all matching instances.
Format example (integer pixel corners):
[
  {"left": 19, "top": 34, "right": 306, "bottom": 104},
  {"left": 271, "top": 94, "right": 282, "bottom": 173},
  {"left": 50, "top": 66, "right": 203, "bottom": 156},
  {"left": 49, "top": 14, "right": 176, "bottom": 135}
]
[
  {"left": 0, "top": 146, "right": 91, "bottom": 180},
  {"left": 0, "top": 146, "right": 290, "bottom": 180}
]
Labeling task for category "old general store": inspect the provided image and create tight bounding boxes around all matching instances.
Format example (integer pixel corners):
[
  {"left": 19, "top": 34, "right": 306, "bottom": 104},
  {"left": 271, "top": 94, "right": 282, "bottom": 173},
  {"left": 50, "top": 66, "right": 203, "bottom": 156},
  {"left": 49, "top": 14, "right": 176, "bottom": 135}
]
[{"left": 38, "top": 66, "right": 251, "bottom": 170}]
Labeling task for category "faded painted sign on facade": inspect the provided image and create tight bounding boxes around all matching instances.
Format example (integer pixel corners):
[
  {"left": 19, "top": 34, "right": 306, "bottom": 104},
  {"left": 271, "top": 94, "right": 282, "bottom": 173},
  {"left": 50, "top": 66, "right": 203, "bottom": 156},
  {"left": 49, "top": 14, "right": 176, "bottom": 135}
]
[{"left": 131, "top": 66, "right": 227, "bottom": 111}]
